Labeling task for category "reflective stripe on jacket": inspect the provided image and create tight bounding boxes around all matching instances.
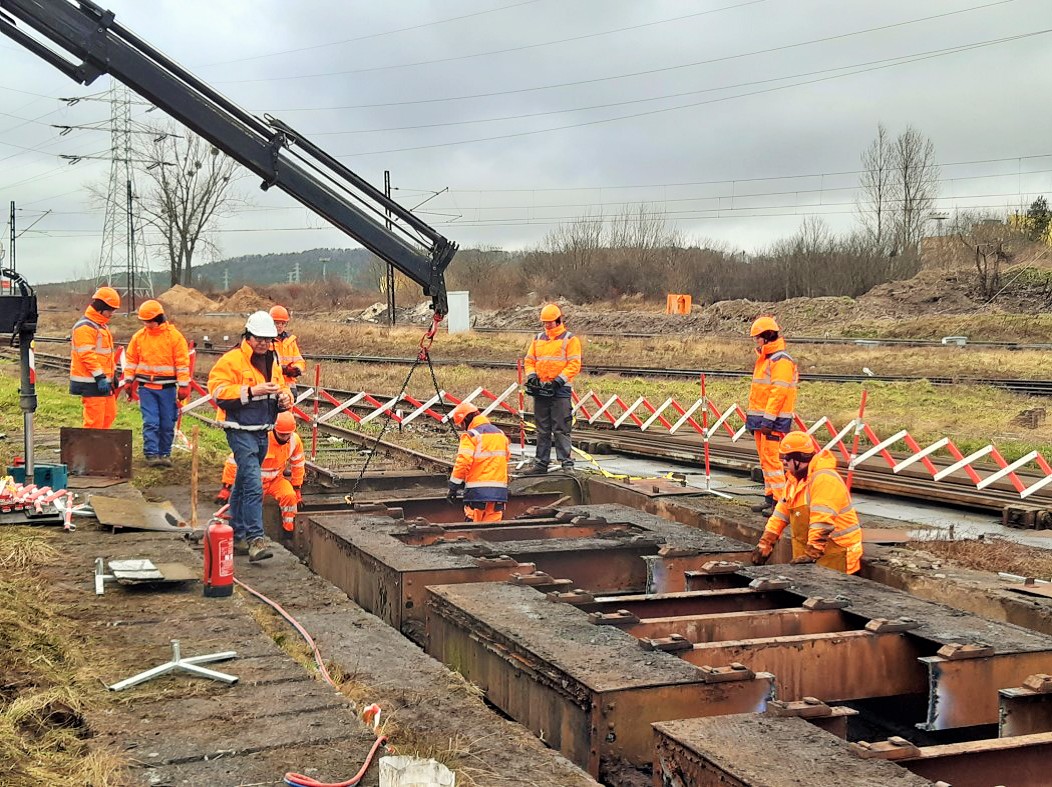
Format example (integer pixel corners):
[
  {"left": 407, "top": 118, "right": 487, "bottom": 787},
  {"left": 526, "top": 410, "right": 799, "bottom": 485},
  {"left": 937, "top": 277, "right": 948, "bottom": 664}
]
[
  {"left": 222, "top": 431, "right": 305, "bottom": 487},
  {"left": 746, "top": 336, "right": 798, "bottom": 433},
  {"left": 123, "top": 323, "right": 191, "bottom": 389},
  {"left": 275, "top": 333, "right": 306, "bottom": 385},
  {"left": 69, "top": 306, "right": 115, "bottom": 397},
  {"left": 763, "top": 450, "right": 862, "bottom": 572},
  {"left": 449, "top": 415, "right": 511, "bottom": 503},
  {"left": 207, "top": 341, "right": 289, "bottom": 430},
  {"left": 524, "top": 326, "right": 582, "bottom": 397}
]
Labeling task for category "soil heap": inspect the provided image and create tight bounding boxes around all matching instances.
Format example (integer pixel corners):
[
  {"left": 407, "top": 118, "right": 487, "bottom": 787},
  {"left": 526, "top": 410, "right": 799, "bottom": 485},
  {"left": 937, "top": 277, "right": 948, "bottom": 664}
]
[
  {"left": 222, "top": 285, "right": 271, "bottom": 313},
  {"left": 156, "top": 284, "right": 220, "bottom": 314}
]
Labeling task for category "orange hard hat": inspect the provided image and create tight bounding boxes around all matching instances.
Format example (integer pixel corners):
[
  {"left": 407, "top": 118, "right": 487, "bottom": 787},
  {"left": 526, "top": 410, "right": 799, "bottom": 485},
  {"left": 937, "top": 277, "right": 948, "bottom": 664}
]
[
  {"left": 778, "top": 431, "right": 819, "bottom": 456},
  {"left": 539, "top": 303, "right": 562, "bottom": 322},
  {"left": 450, "top": 401, "right": 480, "bottom": 426},
  {"left": 92, "top": 286, "right": 121, "bottom": 310},
  {"left": 749, "top": 316, "right": 780, "bottom": 336},
  {"left": 269, "top": 305, "right": 290, "bottom": 322},
  {"left": 137, "top": 299, "right": 164, "bottom": 321},
  {"left": 274, "top": 412, "right": 297, "bottom": 434}
]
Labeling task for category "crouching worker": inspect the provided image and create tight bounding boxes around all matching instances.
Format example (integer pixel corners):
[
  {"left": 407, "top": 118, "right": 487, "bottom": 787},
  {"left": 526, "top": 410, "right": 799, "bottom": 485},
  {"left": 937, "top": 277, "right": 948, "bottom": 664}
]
[
  {"left": 447, "top": 401, "right": 511, "bottom": 523},
  {"left": 751, "top": 431, "right": 863, "bottom": 574},
  {"left": 217, "top": 412, "right": 305, "bottom": 533}
]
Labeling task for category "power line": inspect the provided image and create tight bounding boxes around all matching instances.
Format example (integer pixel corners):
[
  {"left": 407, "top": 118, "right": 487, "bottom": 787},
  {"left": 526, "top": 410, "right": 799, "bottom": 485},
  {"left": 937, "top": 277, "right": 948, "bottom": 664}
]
[
  {"left": 330, "top": 28, "right": 1051, "bottom": 158},
  {"left": 222, "top": 0, "right": 1015, "bottom": 87}
]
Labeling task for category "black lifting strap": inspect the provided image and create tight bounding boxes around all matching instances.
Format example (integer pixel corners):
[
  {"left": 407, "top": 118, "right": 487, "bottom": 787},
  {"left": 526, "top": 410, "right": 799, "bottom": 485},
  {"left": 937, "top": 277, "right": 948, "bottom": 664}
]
[{"left": 346, "top": 314, "right": 458, "bottom": 503}]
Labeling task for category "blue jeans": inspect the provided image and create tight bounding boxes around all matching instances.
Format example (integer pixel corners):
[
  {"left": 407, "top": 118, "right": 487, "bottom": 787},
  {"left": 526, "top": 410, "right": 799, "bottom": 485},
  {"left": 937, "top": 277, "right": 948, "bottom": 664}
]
[
  {"left": 226, "top": 429, "right": 269, "bottom": 542},
  {"left": 139, "top": 385, "right": 178, "bottom": 457}
]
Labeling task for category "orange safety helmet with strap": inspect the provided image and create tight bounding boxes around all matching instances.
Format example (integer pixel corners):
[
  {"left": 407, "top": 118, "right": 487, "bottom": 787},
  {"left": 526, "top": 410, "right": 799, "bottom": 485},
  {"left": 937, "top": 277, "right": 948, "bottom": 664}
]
[
  {"left": 92, "top": 286, "right": 121, "bottom": 310},
  {"left": 749, "top": 315, "right": 780, "bottom": 336},
  {"left": 539, "top": 303, "right": 562, "bottom": 323},
  {"left": 137, "top": 299, "right": 164, "bottom": 321},
  {"left": 269, "top": 305, "right": 291, "bottom": 322},
  {"left": 450, "top": 401, "right": 481, "bottom": 427},
  {"left": 778, "top": 431, "right": 819, "bottom": 456},
  {"left": 274, "top": 411, "right": 297, "bottom": 434}
]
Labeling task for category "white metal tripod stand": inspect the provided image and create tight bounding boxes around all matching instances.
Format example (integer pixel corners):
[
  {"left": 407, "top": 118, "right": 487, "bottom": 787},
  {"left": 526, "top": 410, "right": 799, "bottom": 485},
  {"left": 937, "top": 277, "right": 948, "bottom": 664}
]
[{"left": 108, "top": 639, "right": 238, "bottom": 691}]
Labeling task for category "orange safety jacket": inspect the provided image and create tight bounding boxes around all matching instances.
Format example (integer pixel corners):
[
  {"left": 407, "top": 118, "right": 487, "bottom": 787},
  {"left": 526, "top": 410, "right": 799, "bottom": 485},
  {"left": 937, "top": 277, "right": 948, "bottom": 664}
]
[
  {"left": 222, "top": 431, "right": 305, "bottom": 488},
  {"left": 746, "top": 336, "right": 798, "bottom": 434},
  {"left": 763, "top": 450, "right": 863, "bottom": 574},
  {"left": 274, "top": 333, "right": 306, "bottom": 386},
  {"left": 123, "top": 322, "right": 191, "bottom": 390},
  {"left": 449, "top": 414, "right": 511, "bottom": 503},
  {"left": 207, "top": 341, "right": 289, "bottom": 430},
  {"left": 524, "top": 325, "right": 582, "bottom": 397},
  {"left": 69, "top": 305, "right": 116, "bottom": 397}
]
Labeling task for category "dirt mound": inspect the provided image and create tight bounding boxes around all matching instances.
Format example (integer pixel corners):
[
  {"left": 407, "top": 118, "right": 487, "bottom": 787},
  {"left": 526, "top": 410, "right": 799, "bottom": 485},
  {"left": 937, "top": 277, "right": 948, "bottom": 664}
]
[
  {"left": 156, "top": 284, "right": 220, "bottom": 314},
  {"left": 858, "top": 267, "right": 979, "bottom": 317},
  {"left": 222, "top": 286, "right": 271, "bottom": 313}
]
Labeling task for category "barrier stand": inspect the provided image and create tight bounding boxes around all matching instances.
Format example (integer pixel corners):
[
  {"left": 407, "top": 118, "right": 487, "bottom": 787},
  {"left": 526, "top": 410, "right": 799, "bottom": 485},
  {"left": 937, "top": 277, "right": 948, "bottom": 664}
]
[
  {"left": 846, "top": 389, "right": 867, "bottom": 492},
  {"left": 311, "top": 364, "right": 321, "bottom": 462},
  {"left": 517, "top": 360, "right": 527, "bottom": 465},
  {"left": 701, "top": 374, "right": 711, "bottom": 490}
]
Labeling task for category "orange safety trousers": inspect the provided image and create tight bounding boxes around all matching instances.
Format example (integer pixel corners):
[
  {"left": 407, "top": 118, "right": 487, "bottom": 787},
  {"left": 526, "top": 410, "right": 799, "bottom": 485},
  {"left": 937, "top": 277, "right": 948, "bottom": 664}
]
[
  {"left": 754, "top": 431, "right": 785, "bottom": 498},
  {"left": 83, "top": 396, "right": 117, "bottom": 429},
  {"left": 463, "top": 503, "right": 503, "bottom": 523},
  {"left": 221, "top": 462, "right": 298, "bottom": 531}
]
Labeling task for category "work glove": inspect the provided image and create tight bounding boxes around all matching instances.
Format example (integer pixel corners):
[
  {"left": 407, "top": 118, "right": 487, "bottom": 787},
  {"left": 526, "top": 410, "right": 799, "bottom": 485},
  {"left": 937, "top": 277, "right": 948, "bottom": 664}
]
[
  {"left": 294, "top": 487, "right": 302, "bottom": 504},
  {"left": 751, "top": 532, "right": 778, "bottom": 566},
  {"left": 790, "top": 554, "right": 815, "bottom": 565},
  {"left": 177, "top": 386, "right": 191, "bottom": 401},
  {"left": 526, "top": 373, "right": 539, "bottom": 385},
  {"left": 446, "top": 483, "right": 462, "bottom": 505},
  {"left": 538, "top": 381, "right": 556, "bottom": 398},
  {"left": 96, "top": 376, "right": 112, "bottom": 396},
  {"left": 283, "top": 364, "right": 303, "bottom": 378},
  {"left": 124, "top": 381, "right": 137, "bottom": 400},
  {"left": 215, "top": 484, "right": 231, "bottom": 504}
]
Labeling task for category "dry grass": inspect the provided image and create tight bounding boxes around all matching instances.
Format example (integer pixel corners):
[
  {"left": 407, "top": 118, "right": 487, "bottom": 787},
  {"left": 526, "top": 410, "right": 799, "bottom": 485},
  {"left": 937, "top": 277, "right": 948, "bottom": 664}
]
[
  {"left": 0, "top": 529, "right": 128, "bottom": 786},
  {"left": 911, "top": 537, "right": 1052, "bottom": 579}
]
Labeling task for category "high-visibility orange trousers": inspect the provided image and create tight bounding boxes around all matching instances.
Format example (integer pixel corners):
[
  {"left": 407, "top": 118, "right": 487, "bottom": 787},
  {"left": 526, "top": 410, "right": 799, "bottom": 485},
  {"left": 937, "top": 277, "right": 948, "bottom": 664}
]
[
  {"left": 82, "top": 395, "right": 117, "bottom": 429},
  {"left": 463, "top": 502, "right": 503, "bottom": 523},
  {"left": 754, "top": 431, "right": 785, "bottom": 499},
  {"left": 221, "top": 464, "right": 298, "bottom": 531}
]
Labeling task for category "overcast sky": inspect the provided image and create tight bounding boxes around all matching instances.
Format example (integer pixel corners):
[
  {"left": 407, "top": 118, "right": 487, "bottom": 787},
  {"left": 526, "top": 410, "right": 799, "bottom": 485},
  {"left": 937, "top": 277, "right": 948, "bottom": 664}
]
[{"left": 2, "top": 0, "right": 1051, "bottom": 283}]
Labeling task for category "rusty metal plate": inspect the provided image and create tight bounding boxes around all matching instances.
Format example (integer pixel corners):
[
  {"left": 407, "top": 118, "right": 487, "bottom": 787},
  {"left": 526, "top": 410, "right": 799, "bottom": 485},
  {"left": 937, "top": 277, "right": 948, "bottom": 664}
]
[
  {"left": 613, "top": 477, "right": 703, "bottom": 497},
  {"left": 90, "top": 495, "right": 189, "bottom": 532},
  {"left": 60, "top": 427, "right": 133, "bottom": 479},
  {"left": 1006, "top": 583, "right": 1052, "bottom": 599}
]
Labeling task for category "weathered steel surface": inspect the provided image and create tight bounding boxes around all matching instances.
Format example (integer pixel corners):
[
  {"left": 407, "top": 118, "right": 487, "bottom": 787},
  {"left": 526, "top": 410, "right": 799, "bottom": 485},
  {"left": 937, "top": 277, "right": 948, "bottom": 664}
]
[
  {"left": 425, "top": 582, "right": 773, "bottom": 778},
  {"left": 583, "top": 588, "right": 801, "bottom": 618},
  {"left": 652, "top": 715, "right": 934, "bottom": 787},
  {"left": 1000, "top": 677, "right": 1052, "bottom": 737},
  {"left": 302, "top": 492, "right": 562, "bottom": 521},
  {"left": 60, "top": 426, "right": 133, "bottom": 478},
  {"left": 626, "top": 607, "right": 851, "bottom": 643},
  {"left": 680, "top": 629, "right": 929, "bottom": 701},
  {"left": 901, "top": 732, "right": 1052, "bottom": 787},
  {"left": 921, "top": 649, "right": 1052, "bottom": 730}
]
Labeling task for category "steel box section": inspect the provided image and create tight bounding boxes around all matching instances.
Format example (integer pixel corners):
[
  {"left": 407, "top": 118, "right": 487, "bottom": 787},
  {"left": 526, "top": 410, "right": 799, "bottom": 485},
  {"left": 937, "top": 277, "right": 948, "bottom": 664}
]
[
  {"left": 681, "top": 630, "right": 930, "bottom": 700},
  {"left": 302, "top": 492, "right": 563, "bottom": 521},
  {"left": 582, "top": 588, "right": 803, "bottom": 618},
  {"left": 1000, "top": 685, "right": 1052, "bottom": 737},
  {"left": 625, "top": 607, "right": 853, "bottom": 643},
  {"left": 652, "top": 715, "right": 934, "bottom": 787},
  {"left": 901, "top": 732, "right": 1052, "bottom": 787},
  {"left": 921, "top": 651, "right": 1052, "bottom": 730},
  {"left": 425, "top": 582, "right": 774, "bottom": 778}
]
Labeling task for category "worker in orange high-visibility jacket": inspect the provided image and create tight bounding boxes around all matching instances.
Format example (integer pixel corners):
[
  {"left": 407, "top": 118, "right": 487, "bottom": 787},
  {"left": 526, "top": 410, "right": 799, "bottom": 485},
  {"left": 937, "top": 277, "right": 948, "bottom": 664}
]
[
  {"left": 447, "top": 401, "right": 511, "bottom": 523},
  {"left": 69, "top": 286, "right": 120, "bottom": 429},
  {"left": 524, "top": 303, "right": 582, "bottom": 473},
  {"left": 751, "top": 431, "right": 863, "bottom": 574},
  {"left": 207, "top": 311, "right": 292, "bottom": 562},
  {"left": 269, "top": 305, "right": 305, "bottom": 394},
  {"left": 123, "top": 300, "right": 191, "bottom": 467},
  {"left": 746, "top": 315, "right": 799, "bottom": 516},
  {"left": 217, "top": 412, "right": 305, "bottom": 533}
]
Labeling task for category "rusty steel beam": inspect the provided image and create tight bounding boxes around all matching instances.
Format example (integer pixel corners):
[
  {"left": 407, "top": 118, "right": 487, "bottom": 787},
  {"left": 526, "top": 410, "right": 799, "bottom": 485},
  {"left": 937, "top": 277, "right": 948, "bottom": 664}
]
[
  {"left": 645, "top": 553, "right": 752, "bottom": 593},
  {"left": 679, "top": 629, "right": 929, "bottom": 701},
  {"left": 921, "top": 648, "right": 1052, "bottom": 730},
  {"left": 895, "top": 732, "right": 1052, "bottom": 787},
  {"left": 1000, "top": 675, "right": 1052, "bottom": 737},
  {"left": 626, "top": 607, "right": 852, "bottom": 643},
  {"left": 584, "top": 587, "right": 800, "bottom": 618}
]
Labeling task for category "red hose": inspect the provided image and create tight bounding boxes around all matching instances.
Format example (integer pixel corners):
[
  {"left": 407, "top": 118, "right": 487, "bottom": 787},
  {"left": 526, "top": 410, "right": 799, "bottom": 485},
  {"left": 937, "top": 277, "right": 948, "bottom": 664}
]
[{"left": 283, "top": 734, "right": 388, "bottom": 787}]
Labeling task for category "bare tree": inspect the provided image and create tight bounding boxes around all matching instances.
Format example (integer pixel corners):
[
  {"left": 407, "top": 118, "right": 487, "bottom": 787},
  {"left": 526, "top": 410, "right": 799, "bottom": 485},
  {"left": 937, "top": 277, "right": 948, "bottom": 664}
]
[
  {"left": 857, "top": 123, "right": 894, "bottom": 252},
  {"left": 135, "top": 123, "right": 243, "bottom": 286},
  {"left": 892, "top": 126, "right": 939, "bottom": 254}
]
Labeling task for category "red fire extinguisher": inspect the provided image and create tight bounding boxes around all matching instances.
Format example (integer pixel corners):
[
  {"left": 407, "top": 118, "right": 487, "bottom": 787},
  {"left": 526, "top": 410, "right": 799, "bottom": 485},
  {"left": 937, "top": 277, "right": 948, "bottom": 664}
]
[{"left": 203, "top": 515, "right": 234, "bottom": 598}]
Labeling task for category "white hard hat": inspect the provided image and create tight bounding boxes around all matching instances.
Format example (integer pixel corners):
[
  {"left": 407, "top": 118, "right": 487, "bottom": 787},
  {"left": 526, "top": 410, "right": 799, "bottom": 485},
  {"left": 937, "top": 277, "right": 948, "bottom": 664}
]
[{"left": 245, "top": 310, "right": 278, "bottom": 338}]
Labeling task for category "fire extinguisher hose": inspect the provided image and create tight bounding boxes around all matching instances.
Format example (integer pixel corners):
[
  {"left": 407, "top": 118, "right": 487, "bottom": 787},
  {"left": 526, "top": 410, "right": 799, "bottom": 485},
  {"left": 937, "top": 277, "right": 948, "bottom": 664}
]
[{"left": 233, "top": 578, "right": 389, "bottom": 787}]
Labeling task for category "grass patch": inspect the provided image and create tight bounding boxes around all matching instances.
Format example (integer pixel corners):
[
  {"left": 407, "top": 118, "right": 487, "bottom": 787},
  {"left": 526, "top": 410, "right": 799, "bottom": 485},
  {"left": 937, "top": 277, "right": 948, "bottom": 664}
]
[
  {"left": 0, "top": 529, "right": 127, "bottom": 786},
  {"left": 911, "top": 537, "right": 1052, "bottom": 579}
]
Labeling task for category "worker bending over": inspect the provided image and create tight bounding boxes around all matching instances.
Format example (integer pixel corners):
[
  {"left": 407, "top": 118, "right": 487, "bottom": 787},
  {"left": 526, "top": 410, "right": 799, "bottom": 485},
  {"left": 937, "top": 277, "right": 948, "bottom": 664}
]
[
  {"left": 751, "top": 431, "right": 863, "bottom": 574},
  {"left": 217, "top": 412, "right": 305, "bottom": 533},
  {"left": 524, "top": 303, "right": 582, "bottom": 473},
  {"left": 746, "top": 316, "right": 798, "bottom": 515},
  {"left": 69, "top": 286, "right": 120, "bottom": 429},
  {"left": 447, "top": 401, "right": 511, "bottom": 523},
  {"left": 123, "top": 300, "right": 191, "bottom": 467},
  {"left": 270, "top": 305, "right": 305, "bottom": 396}
]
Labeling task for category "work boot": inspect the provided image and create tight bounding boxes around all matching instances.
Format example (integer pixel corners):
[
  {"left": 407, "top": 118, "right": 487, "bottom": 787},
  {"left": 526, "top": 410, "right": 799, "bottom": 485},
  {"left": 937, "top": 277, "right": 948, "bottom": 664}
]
[
  {"left": 525, "top": 462, "right": 549, "bottom": 475},
  {"left": 233, "top": 538, "right": 250, "bottom": 556},
  {"left": 158, "top": 456, "right": 173, "bottom": 468},
  {"left": 248, "top": 537, "right": 273, "bottom": 562},
  {"left": 144, "top": 455, "right": 163, "bottom": 467},
  {"left": 751, "top": 494, "right": 775, "bottom": 515},
  {"left": 560, "top": 461, "right": 575, "bottom": 472}
]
